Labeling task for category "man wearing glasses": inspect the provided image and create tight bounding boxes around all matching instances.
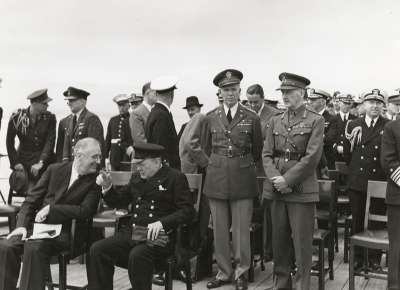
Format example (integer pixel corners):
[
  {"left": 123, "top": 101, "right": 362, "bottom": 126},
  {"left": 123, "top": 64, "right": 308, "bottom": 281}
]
[{"left": 6, "top": 89, "right": 56, "bottom": 190}]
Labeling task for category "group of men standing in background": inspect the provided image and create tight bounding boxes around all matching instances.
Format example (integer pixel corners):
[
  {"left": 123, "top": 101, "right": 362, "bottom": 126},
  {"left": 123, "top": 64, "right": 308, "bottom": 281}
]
[{"left": 2, "top": 69, "right": 400, "bottom": 290}]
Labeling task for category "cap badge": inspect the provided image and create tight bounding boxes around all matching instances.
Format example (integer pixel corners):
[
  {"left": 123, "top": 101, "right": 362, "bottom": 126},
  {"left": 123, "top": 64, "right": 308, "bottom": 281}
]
[
  {"left": 226, "top": 71, "right": 232, "bottom": 79},
  {"left": 372, "top": 89, "right": 380, "bottom": 96}
]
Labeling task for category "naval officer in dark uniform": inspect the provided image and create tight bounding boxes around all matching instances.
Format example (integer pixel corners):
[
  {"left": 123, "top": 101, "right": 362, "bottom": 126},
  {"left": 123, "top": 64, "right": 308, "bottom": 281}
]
[
  {"left": 6, "top": 89, "right": 56, "bottom": 189},
  {"left": 105, "top": 94, "right": 134, "bottom": 171},
  {"left": 381, "top": 92, "right": 400, "bottom": 289},
  {"left": 202, "top": 69, "right": 263, "bottom": 290},
  {"left": 263, "top": 73, "right": 324, "bottom": 290},
  {"left": 62, "top": 86, "right": 105, "bottom": 163},
  {"left": 345, "top": 89, "right": 388, "bottom": 270},
  {"left": 88, "top": 142, "right": 194, "bottom": 290}
]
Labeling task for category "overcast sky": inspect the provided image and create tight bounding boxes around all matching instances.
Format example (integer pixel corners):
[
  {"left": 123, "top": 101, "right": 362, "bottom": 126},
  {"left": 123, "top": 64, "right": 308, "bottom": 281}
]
[{"left": 1, "top": 0, "right": 400, "bottom": 126}]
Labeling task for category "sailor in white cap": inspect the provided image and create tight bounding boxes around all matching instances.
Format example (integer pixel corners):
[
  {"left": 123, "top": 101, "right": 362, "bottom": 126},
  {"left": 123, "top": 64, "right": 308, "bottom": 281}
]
[
  {"left": 105, "top": 94, "right": 134, "bottom": 170},
  {"left": 145, "top": 76, "right": 181, "bottom": 170}
]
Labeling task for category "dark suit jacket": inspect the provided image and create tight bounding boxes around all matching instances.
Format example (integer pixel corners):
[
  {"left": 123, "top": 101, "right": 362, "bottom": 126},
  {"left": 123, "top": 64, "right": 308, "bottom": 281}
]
[
  {"left": 62, "top": 108, "right": 105, "bottom": 162},
  {"left": 346, "top": 116, "right": 388, "bottom": 192},
  {"left": 381, "top": 119, "right": 400, "bottom": 205},
  {"left": 56, "top": 116, "right": 69, "bottom": 162},
  {"left": 104, "top": 165, "right": 194, "bottom": 232},
  {"left": 322, "top": 110, "right": 336, "bottom": 169},
  {"left": 145, "top": 103, "right": 181, "bottom": 170},
  {"left": 330, "top": 113, "right": 357, "bottom": 163},
  {"left": 16, "top": 162, "right": 101, "bottom": 239}
]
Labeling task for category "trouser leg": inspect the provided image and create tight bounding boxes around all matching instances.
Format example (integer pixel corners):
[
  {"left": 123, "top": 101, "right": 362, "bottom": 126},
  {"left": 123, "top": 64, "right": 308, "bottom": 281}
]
[
  {"left": 87, "top": 231, "right": 134, "bottom": 290},
  {"left": 0, "top": 238, "right": 24, "bottom": 290},
  {"left": 231, "top": 198, "right": 253, "bottom": 280},
  {"left": 348, "top": 189, "right": 366, "bottom": 263},
  {"left": 270, "top": 199, "right": 294, "bottom": 289},
  {"left": 287, "top": 202, "right": 315, "bottom": 290},
  {"left": 209, "top": 198, "right": 233, "bottom": 281},
  {"left": 263, "top": 199, "right": 273, "bottom": 260}
]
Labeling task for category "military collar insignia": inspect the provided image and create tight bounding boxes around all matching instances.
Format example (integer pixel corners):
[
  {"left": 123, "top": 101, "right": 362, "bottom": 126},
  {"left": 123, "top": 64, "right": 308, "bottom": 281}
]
[{"left": 158, "top": 184, "right": 167, "bottom": 191}]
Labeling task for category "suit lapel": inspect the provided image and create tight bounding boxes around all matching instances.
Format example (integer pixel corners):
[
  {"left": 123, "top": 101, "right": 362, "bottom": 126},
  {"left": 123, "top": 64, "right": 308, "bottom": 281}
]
[
  {"left": 54, "top": 162, "right": 73, "bottom": 203},
  {"left": 217, "top": 105, "right": 229, "bottom": 128},
  {"left": 362, "top": 117, "right": 384, "bottom": 144}
]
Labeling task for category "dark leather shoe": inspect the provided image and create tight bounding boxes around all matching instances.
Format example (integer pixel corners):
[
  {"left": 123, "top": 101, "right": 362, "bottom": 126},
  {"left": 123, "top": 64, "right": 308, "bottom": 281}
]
[
  {"left": 235, "top": 276, "right": 248, "bottom": 290},
  {"left": 175, "top": 269, "right": 190, "bottom": 282},
  {"left": 206, "top": 278, "right": 230, "bottom": 289},
  {"left": 152, "top": 273, "right": 165, "bottom": 286}
]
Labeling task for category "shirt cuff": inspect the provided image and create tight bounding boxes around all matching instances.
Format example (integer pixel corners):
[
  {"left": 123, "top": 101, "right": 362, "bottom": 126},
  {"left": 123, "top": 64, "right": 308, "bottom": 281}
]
[{"left": 390, "top": 166, "right": 400, "bottom": 187}]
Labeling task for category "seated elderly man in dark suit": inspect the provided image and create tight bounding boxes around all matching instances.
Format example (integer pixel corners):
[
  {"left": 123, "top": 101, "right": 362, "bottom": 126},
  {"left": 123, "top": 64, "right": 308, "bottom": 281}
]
[
  {"left": 0, "top": 137, "right": 102, "bottom": 290},
  {"left": 88, "top": 142, "right": 195, "bottom": 290}
]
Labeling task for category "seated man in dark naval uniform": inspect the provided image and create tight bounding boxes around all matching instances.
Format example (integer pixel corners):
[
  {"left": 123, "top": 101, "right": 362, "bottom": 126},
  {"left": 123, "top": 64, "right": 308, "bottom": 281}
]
[{"left": 88, "top": 142, "right": 195, "bottom": 290}]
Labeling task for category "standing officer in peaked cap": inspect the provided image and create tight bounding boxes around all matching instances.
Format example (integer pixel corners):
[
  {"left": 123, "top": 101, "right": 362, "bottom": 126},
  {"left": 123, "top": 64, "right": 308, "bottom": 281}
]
[
  {"left": 345, "top": 89, "right": 388, "bottom": 271},
  {"left": 201, "top": 69, "right": 263, "bottom": 290},
  {"left": 263, "top": 73, "right": 324, "bottom": 290},
  {"left": 145, "top": 76, "right": 181, "bottom": 170},
  {"left": 105, "top": 94, "right": 134, "bottom": 171},
  {"left": 6, "top": 89, "right": 56, "bottom": 191},
  {"left": 61, "top": 86, "right": 105, "bottom": 164}
]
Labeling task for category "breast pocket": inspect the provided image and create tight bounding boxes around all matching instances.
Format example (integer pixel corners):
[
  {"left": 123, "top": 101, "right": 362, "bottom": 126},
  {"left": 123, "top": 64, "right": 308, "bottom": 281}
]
[
  {"left": 291, "top": 127, "right": 312, "bottom": 152},
  {"left": 211, "top": 128, "right": 225, "bottom": 144}
]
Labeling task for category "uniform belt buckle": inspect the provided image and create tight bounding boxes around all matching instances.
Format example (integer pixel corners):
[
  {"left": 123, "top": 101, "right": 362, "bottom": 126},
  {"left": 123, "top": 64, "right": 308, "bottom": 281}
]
[{"left": 284, "top": 150, "right": 290, "bottom": 162}]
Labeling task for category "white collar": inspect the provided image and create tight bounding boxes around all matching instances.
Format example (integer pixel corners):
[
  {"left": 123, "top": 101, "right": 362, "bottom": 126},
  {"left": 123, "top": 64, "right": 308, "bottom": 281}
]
[
  {"left": 68, "top": 162, "right": 79, "bottom": 188},
  {"left": 318, "top": 108, "right": 325, "bottom": 116},
  {"left": 74, "top": 108, "right": 84, "bottom": 120},
  {"left": 365, "top": 115, "right": 379, "bottom": 127},
  {"left": 257, "top": 103, "right": 265, "bottom": 116},
  {"left": 156, "top": 101, "right": 170, "bottom": 113},
  {"left": 339, "top": 111, "right": 349, "bottom": 120},
  {"left": 223, "top": 102, "right": 239, "bottom": 118},
  {"left": 143, "top": 101, "right": 153, "bottom": 112}
]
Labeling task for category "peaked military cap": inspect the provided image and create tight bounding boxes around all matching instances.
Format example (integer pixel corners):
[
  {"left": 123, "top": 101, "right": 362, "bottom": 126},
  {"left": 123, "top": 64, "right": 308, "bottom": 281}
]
[
  {"left": 277, "top": 72, "right": 310, "bottom": 91},
  {"left": 213, "top": 69, "right": 243, "bottom": 88},
  {"left": 362, "top": 89, "right": 385, "bottom": 103},
  {"left": 113, "top": 94, "right": 130, "bottom": 104},
  {"left": 338, "top": 93, "right": 353, "bottom": 104},
  {"left": 388, "top": 93, "right": 400, "bottom": 104},
  {"left": 150, "top": 76, "right": 178, "bottom": 93},
  {"left": 132, "top": 142, "right": 165, "bottom": 163},
  {"left": 63, "top": 86, "right": 90, "bottom": 100},
  {"left": 27, "top": 88, "right": 52, "bottom": 103},
  {"left": 308, "top": 88, "right": 331, "bottom": 100}
]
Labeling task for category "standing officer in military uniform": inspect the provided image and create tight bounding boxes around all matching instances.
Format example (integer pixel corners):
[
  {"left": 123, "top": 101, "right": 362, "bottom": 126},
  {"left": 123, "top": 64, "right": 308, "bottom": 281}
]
[
  {"left": 202, "top": 69, "right": 263, "bottom": 290},
  {"left": 105, "top": 94, "right": 134, "bottom": 171},
  {"left": 263, "top": 73, "right": 324, "bottom": 290},
  {"left": 6, "top": 89, "right": 56, "bottom": 189},
  {"left": 345, "top": 89, "right": 388, "bottom": 270},
  {"left": 89, "top": 142, "right": 194, "bottom": 290},
  {"left": 381, "top": 101, "right": 400, "bottom": 289},
  {"left": 62, "top": 86, "right": 105, "bottom": 163},
  {"left": 330, "top": 94, "right": 357, "bottom": 164}
]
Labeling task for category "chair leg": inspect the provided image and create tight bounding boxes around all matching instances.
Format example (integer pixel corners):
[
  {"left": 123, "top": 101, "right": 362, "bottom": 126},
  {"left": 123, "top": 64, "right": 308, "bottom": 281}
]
[
  {"left": 58, "top": 255, "right": 67, "bottom": 290},
  {"left": 318, "top": 240, "right": 325, "bottom": 290},
  {"left": 248, "top": 231, "right": 255, "bottom": 283},
  {"left": 349, "top": 240, "right": 355, "bottom": 290},
  {"left": 165, "top": 259, "right": 174, "bottom": 290},
  {"left": 344, "top": 219, "right": 349, "bottom": 263},
  {"left": 328, "top": 233, "right": 334, "bottom": 280},
  {"left": 46, "top": 264, "right": 54, "bottom": 290},
  {"left": 334, "top": 219, "right": 339, "bottom": 253},
  {"left": 8, "top": 214, "right": 16, "bottom": 232}
]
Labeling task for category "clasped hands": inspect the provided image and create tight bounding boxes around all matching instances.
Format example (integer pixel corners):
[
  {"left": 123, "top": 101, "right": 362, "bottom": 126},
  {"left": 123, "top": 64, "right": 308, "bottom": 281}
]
[{"left": 270, "top": 176, "right": 292, "bottom": 194}]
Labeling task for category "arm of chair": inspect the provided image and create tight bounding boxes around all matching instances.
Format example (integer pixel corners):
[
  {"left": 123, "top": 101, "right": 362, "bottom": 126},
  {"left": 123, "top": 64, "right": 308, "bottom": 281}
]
[{"left": 115, "top": 214, "right": 132, "bottom": 233}]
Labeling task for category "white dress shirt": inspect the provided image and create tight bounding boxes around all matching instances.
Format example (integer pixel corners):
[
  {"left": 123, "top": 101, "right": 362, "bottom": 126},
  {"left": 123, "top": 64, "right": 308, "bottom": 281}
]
[
  {"left": 143, "top": 101, "right": 153, "bottom": 112},
  {"left": 365, "top": 115, "right": 378, "bottom": 128},
  {"left": 224, "top": 102, "right": 239, "bottom": 119},
  {"left": 68, "top": 164, "right": 79, "bottom": 189},
  {"left": 339, "top": 111, "right": 349, "bottom": 122},
  {"left": 257, "top": 103, "right": 265, "bottom": 117}
]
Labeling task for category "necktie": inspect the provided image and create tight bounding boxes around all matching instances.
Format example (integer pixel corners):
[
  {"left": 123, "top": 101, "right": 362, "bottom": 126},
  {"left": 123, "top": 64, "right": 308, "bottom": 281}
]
[
  {"left": 72, "top": 115, "right": 77, "bottom": 129},
  {"left": 227, "top": 109, "right": 232, "bottom": 123},
  {"left": 370, "top": 119, "right": 375, "bottom": 128},
  {"left": 344, "top": 115, "right": 347, "bottom": 123}
]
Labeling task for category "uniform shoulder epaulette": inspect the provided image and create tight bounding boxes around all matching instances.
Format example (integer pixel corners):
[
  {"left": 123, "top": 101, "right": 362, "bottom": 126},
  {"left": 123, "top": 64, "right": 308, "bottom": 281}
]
[
  {"left": 241, "top": 106, "right": 258, "bottom": 117},
  {"left": 206, "top": 107, "right": 219, "bottom": 116},
  {"left": 11, "top": 108, "right": 24, "bottom": 118}
]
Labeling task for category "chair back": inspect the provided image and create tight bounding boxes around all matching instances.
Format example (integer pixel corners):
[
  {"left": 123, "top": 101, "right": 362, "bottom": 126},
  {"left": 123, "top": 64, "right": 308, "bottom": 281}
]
[
  {"left": 364, "top": 180, "right": 387, "bottom": 229},
  {"left": 317, "top": 180, "right": 337, "bottom": 223},
  {"left": 110, "top": 171, "right": 132, "bottom": 186},
  {"left": 185, "top": 173, "right": 203, "bottom": 213}
]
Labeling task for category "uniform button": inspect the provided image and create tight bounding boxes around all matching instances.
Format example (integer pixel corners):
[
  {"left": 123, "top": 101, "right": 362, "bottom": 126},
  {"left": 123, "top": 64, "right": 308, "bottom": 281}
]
[
  {"left": 132, "top": 223, "right": 135, "bottom": 227},
  {"left": 361, "top": 145, "right": 365, "bottom": 148},
  {"left": 227, "top": 130, "right": 231, "bottom": 134},
  {"left": 137, "top": 197, "right": 142, "bottom": 201},
  {"left": 341, "top": 141, "right": 344, "bottom": 144},
  {"left": 134, "top": 214, "right": 138, "bottom": 218},
  {"left": 374, "top": 157, "right": 377, "bottom": 161},
  {"left": 360, "top": 168, "right": 363, "bottom": 171},
  {"left": 360, "top": 156, "right": 364, "bottom": 160},
  {"left": 149, "top": 213, "right": 153, "bottom": 217},
  {"left": 150, "top": 205, "right": 154, "bottom": 210},
  {"left": 72, "top": 139, "right": 75, "bottom": 142},
  {"left": 136, "top": 205, "right": 139, "bottom": 208},
  {"left": 288, "top": 128, "right": 291, "bottom": 131},
  {"left": 375, "top": 145, "right": 379, "bottom": 149},
  {"left": 151, "top": 200, "right": 154, "bottom": 203},
  {"left": 373, "top": 169, "right": 376, "bottom": 172}
]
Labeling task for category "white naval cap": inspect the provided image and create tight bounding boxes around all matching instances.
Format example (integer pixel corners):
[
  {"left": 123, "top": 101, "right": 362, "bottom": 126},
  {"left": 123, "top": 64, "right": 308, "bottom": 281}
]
[
  {"left": 113, "top": 94, "right": 130, "bottom": 103},
  {"left": 150, "top": 76, "right": 178, "bottom": 92}
]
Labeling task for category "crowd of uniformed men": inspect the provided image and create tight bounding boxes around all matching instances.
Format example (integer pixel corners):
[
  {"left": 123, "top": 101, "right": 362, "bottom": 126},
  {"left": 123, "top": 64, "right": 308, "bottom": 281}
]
[{"left": 0, "top": 70, "right": 400, "bottom": 290}]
